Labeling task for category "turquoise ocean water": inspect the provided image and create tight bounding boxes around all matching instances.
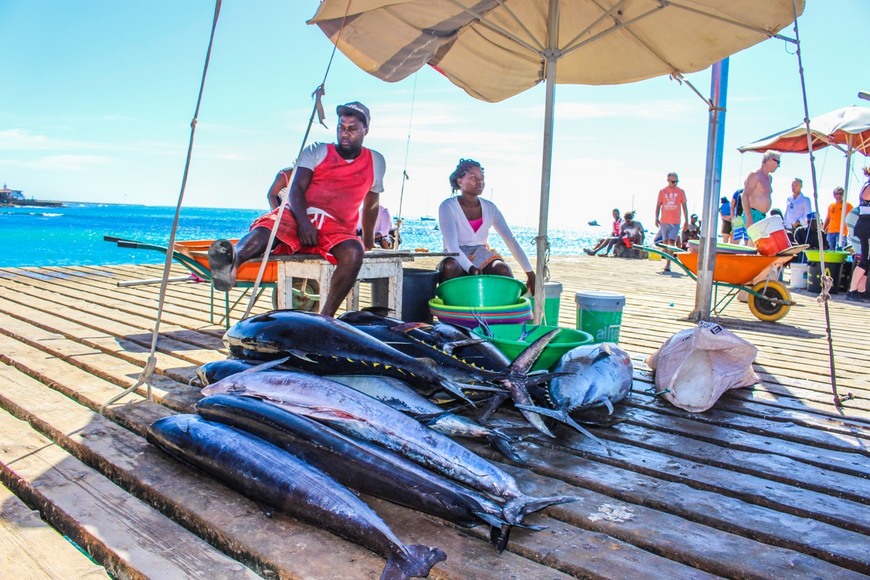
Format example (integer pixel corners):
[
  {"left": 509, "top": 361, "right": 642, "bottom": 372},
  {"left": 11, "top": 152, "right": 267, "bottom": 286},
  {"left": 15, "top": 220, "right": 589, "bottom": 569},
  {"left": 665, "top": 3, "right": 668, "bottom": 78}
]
[{"left": 3, "top": 202, "right": 605, "bottom": 268}]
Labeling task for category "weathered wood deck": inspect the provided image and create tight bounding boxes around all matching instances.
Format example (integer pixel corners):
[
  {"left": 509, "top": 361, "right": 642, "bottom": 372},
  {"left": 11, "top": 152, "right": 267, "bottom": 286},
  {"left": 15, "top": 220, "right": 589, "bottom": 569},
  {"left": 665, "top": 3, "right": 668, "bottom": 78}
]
[{"left": 0, "top": 254, "right": 867, "bottom": 579}]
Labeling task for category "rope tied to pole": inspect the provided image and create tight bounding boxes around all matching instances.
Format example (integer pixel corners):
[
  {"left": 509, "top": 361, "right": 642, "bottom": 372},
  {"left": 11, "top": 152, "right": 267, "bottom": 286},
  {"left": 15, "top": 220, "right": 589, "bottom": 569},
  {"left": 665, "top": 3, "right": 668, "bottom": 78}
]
[{"left": 101, "top": 0, "right": 223, "bottom": 413}]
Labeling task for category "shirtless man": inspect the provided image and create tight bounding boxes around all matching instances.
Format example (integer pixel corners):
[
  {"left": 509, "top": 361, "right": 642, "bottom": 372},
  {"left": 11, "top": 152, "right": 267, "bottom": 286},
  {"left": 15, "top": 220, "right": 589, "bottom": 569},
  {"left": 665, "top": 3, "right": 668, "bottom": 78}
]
[{"left": 742, "top": 150, "right": 780, "bottom": 234}]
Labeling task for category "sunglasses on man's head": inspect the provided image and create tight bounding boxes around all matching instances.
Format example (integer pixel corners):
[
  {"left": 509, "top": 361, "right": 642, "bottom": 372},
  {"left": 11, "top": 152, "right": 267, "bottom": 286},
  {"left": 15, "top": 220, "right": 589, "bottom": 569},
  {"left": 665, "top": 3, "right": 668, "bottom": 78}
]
[{"left": 668, "top": 179, "right": 678, "bottom": 184}]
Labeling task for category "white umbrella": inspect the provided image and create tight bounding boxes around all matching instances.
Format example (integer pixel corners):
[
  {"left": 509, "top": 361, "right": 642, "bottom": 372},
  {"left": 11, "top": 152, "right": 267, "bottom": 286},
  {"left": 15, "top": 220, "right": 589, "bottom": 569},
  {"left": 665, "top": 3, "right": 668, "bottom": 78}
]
[{"left": 310, "top": 0, "right": 804, "bottom": 320}]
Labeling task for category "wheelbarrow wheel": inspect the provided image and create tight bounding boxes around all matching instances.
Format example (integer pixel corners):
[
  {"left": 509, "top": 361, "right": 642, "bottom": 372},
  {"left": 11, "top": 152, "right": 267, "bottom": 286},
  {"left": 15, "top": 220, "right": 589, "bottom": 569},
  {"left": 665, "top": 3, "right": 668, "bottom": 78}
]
[{"left": 748, "top": 280, "right": 790, "bottom": 322}]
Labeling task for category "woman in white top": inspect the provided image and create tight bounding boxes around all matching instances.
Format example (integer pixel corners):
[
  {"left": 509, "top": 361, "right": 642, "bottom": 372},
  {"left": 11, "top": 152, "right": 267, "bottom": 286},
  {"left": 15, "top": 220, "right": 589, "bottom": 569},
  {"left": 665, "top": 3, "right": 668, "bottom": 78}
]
[{"left": 437, "top": 158, "right": 535, "bottom": 293}]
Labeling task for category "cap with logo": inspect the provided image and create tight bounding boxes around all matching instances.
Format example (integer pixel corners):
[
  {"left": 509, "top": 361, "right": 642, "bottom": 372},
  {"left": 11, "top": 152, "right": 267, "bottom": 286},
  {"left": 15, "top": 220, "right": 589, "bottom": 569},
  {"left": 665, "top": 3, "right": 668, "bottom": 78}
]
[{"left": 337, "top": 101, "right": 370, "bottom": 127}]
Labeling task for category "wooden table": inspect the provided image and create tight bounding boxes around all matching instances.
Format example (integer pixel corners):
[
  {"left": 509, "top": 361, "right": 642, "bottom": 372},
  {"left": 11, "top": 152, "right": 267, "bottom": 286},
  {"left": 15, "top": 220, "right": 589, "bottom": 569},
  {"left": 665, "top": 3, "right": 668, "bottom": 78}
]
[{"left": 272, "top": 251, "right": 452, "bottom": 317}]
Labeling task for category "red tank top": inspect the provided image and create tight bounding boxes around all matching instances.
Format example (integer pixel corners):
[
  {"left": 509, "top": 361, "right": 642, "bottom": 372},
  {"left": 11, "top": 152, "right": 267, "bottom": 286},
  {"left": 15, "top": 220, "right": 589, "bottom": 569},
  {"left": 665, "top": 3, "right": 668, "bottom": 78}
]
[{"left": 306, "top": 144, "right": 375, "bottom": 232}]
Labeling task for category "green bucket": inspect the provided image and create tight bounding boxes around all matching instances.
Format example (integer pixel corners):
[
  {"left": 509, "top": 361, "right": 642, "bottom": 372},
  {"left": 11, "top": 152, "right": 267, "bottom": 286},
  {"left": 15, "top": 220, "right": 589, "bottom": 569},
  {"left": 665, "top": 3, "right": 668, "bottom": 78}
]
[
  {"left": 529, "top": 281, "right": 563, "bottom": 326},
  {"left": 575, "top": 291, "right": 625, "bottom": 344},
  {"left": 471, "top": 323, "right": 593, "bottom": 371}
]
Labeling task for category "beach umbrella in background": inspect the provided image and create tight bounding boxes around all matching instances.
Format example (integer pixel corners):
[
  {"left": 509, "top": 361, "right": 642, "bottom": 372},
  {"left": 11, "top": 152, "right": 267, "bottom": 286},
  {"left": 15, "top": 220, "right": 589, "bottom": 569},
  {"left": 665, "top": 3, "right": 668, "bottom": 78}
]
[
  {"left": 739, "top": 106, "right": 870, "bottom": 246},
  {"left": 309, "top": 0, "right": 804, "bottom": 322}
]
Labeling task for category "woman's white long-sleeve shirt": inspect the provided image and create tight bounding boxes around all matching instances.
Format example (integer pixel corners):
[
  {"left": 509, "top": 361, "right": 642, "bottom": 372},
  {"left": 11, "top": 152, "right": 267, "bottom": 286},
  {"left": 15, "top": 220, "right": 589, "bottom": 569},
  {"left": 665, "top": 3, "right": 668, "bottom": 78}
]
[{"left": 438, "top": 196, "right": 534, "bottom": 273}]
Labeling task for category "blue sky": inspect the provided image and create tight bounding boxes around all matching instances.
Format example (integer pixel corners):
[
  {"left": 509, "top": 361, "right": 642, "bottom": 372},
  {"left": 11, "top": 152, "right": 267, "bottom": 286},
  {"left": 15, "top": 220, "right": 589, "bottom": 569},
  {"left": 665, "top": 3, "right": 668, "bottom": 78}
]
[{"left": 1, "top": 1, "right": 867, "bottom": 228}]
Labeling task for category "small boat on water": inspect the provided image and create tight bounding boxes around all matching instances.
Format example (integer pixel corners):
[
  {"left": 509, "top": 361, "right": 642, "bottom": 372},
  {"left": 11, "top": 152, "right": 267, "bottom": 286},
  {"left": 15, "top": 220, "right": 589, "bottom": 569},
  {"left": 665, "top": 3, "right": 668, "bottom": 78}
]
[
  {"left": 587, "top": 220, "right": 600, "bottom": 227},
  {"left": 419, "top": 215, "right": 436, "bottom": 221}
]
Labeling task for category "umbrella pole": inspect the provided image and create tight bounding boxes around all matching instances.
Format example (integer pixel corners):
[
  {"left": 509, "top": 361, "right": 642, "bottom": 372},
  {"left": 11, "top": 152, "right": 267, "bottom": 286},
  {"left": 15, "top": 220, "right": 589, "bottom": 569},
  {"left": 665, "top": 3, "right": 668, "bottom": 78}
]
[
  {"left": 691, "top": 58, "right": 729, "bottom": 322},
  {"left": 533, "top": 0, "right": 559, "bottom": 325},
  {"left": 837, "top": 139, "right": 854, "bottom": 248}
]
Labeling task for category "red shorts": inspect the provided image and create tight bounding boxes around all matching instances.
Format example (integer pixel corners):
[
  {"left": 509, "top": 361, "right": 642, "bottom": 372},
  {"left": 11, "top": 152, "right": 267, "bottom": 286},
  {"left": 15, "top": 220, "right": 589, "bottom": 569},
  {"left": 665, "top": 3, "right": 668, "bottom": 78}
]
[{"left": 250, "top": 207, "right": 361, "bottom": 264}]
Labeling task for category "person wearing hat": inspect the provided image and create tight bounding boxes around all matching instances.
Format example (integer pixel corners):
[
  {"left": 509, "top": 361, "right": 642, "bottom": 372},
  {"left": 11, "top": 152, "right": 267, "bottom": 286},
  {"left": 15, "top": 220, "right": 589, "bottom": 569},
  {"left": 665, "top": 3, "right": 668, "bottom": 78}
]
[{"left": 208, "top": 101, "right": 386, "bottom": 317}]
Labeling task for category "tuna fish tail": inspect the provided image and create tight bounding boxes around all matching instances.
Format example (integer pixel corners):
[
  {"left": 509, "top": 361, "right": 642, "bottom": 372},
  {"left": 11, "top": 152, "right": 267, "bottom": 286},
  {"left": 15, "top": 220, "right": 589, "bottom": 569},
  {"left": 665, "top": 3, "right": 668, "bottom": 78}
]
[
  {"left": 493, "top": 329, "right": 563, "bottom": 437},
  {"left": 514, "top": 404, "right": 608, "bottom": 449},
  {"left": 501, "top": 493, "right": 580, "bottom": 532},
  {"left": 382, "top": 544, "right": 447, "bottom": 580}
]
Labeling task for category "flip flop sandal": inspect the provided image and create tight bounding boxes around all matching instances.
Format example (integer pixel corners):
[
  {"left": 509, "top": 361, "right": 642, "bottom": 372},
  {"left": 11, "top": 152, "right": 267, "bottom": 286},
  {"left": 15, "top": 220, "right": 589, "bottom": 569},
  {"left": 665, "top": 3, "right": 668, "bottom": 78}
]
[{"left": 208, "top": 239, "right": 235, "bottom": 292}]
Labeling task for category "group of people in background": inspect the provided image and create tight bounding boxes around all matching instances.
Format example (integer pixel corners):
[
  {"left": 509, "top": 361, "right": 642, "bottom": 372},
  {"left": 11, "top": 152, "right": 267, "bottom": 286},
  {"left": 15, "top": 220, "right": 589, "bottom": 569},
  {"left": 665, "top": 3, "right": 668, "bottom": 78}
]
[{"left": 204, "top": 98, "right": 868, "bottom": 315}]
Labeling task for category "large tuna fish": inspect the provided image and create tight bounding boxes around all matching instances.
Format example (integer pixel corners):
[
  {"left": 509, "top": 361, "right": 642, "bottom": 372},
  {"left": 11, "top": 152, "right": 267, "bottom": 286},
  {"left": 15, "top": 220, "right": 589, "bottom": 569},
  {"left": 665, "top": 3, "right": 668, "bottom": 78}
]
[
  {"left": 226, "top": 309, "right": 556, "bottom": 435},
  {"left": 327, "top": 374, "right": 524, "bottom": 462},
  {"left": 196, "top": 362, "right": 524, "bottom": 462},
  {"left": 222, "top": 310, "right": 497, "bottom": 403},
  {"left": 201, "top": 370, "right": 576, "bottom": 522},
  {"left": 147, "top": 414, "right": 446, "bottom": 579},
  {"left": 195, "top": 395, "right": 556, "bottom": 552},
  {"left": 520, "top": 343, "right": 633, "bottom": 436}
]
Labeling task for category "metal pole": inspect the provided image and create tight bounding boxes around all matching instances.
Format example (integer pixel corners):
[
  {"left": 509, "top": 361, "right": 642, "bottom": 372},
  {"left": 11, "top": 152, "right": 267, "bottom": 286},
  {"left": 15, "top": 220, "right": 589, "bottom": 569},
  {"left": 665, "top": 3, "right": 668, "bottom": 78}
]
[
  {"left": 533, "top": 0, "right": 559, "bottom": 324},
  {"left": 691, "top": 58, "right": 729, "bottom": 321},
  {"left": 837, "top": 139, "right": 854, "bottom": 248}
]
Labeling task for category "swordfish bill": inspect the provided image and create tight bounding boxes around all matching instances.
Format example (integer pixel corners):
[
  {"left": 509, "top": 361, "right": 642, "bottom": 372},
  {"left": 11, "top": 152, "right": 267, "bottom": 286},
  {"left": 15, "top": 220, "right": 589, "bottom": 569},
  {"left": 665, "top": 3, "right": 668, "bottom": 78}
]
[
  {"left": 222, "top": 310, "right": 498, "bottom": 402},
  {"left": 146, "top": 414, "right": 446, "bottom": 579},
  {"left": 201, "top": 371, "right": 577, "bottom": 523}
]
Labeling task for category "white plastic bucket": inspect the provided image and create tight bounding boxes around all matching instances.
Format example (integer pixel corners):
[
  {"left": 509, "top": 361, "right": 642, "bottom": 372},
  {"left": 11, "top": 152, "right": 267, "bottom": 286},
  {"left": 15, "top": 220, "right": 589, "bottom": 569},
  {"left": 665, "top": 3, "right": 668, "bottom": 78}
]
[
  {"left": 746, "top": 215, "right": 790, "bottom": 256},
  {"left": 789, "top": 263, "right": 808, "bottom": 289}
]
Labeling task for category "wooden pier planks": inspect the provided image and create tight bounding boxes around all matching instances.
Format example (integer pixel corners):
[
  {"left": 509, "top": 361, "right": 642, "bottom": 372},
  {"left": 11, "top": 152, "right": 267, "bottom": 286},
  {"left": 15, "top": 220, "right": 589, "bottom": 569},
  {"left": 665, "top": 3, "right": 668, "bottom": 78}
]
[
  {"left": 0, "top": 257, "right": 867, "bottom": 578},
  {"left": 0, "top": 483, "right": 110, "bottom": 579}
]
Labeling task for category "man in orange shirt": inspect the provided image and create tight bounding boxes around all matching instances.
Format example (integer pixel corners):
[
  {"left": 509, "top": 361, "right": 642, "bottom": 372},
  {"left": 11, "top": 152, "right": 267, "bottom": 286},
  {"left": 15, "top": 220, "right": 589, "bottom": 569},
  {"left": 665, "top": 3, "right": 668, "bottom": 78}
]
[
  {"left": 654, "top": 172, "right": 689, "bottom": 273},
  {"left": 823, "top": 186, "right": 853, "bottom": 250}
]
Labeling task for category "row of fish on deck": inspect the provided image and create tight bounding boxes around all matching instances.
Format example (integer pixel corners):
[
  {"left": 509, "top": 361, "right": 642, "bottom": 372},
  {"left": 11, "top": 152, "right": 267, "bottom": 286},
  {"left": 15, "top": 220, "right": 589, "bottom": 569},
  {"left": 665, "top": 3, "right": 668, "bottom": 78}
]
[{"left": 147, "top": 309, "right": 633, "bottom": 579}]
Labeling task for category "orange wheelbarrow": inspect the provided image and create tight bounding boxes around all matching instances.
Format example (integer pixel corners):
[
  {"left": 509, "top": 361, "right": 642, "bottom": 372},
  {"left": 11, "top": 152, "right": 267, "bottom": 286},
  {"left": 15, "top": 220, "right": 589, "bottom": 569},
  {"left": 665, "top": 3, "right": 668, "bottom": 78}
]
[{"left": 640, "top": 245, "right": 798, "bottom": 322}]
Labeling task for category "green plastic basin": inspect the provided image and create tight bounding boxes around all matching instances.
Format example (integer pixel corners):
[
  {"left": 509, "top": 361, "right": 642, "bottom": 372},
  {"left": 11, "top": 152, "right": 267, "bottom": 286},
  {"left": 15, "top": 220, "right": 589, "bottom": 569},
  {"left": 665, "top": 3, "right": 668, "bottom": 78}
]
[
  {"left": 436, "top": 275, "right": 526, "bottom": 307},
  {"left": 471, "top": 324, "right": 593, "bottom": 371},
  {"left": 804, "top": 250, "right": 849, "bottom": 264}
]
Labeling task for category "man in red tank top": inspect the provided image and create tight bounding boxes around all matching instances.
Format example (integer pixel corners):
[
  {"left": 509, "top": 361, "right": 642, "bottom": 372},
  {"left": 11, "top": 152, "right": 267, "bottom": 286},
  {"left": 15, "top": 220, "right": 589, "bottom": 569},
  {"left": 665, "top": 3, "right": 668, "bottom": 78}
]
[{"left": 208, "top": 101, "right": 386, "bottom": 316}]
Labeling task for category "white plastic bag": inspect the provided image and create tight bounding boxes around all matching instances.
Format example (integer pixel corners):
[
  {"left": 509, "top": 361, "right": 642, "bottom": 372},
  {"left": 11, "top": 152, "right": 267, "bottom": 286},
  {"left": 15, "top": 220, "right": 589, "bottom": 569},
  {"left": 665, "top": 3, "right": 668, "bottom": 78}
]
[{"left": 645, "top": 321, "right": 759, "bottom": 412}]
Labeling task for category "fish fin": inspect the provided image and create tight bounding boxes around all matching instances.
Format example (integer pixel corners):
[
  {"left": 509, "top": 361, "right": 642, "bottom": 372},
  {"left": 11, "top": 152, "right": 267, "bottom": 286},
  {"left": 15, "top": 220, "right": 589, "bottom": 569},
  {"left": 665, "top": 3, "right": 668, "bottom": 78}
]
[
  {"left": 477, "top": 392, "right": 510, "bottom": 423},
  {"left": 239, "top": 356, "right": 291, "bottom": 374},
  {"left": 515, "top": 404, "right": 608, "bottom": 448},
  {"left": 382, "top": 544, "right": 447, "bottom": 580},
  {"left": 506, "top": 328, "right": 561, "bottom": 374},
  {"left": 490, "top": 524, "right": 512, "bottom": 553},
  {"left": 502, "top": 494, "right": 580, "bottom": 527},
  {"left": 438, "top": 379, "right": 475, "bottom": 406},
  {"left": 413, "top": 410, "right": 453, "bottom": 425},
  {"left": 441, "top": 338, "right": 485, "bottom": 356},
  {"left": 390, "top": 321, "right": 433, "bottom": 333},
  {"left": 286, "top": 350, "right": 318, "bottom": 363},
  {"left": 486, "top": 431, "right": 526, "bottom": 464}
]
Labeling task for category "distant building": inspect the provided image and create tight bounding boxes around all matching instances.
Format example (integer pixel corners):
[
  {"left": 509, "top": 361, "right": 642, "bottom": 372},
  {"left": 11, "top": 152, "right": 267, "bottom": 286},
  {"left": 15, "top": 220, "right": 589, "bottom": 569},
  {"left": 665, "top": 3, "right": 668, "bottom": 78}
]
[{"left": 0, "top": 185, "right": 25, "bottom": 204}]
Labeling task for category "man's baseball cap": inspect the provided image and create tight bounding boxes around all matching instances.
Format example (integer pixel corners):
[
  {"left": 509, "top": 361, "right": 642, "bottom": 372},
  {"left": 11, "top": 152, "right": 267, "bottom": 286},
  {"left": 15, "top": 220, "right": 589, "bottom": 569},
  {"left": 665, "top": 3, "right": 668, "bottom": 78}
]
[{"left": 337, "top": 101, "right": 370, "bottom": 127}]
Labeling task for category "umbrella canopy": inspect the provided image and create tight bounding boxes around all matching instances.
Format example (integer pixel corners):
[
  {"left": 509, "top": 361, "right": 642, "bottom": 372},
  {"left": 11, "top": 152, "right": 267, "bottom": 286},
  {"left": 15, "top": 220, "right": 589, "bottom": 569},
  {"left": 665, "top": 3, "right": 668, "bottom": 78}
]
[
  {"left": 738, "top": 106, "right": 870, "bottom": 155},
  {"left": 739, "top": 106, "right": 870, "bottom": 248},
  {"left": 310, "top": 0, "right": 804, "bottom": 320},
  {"left": 310, "top": 0, "right": 803, "bottom": 103}
]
